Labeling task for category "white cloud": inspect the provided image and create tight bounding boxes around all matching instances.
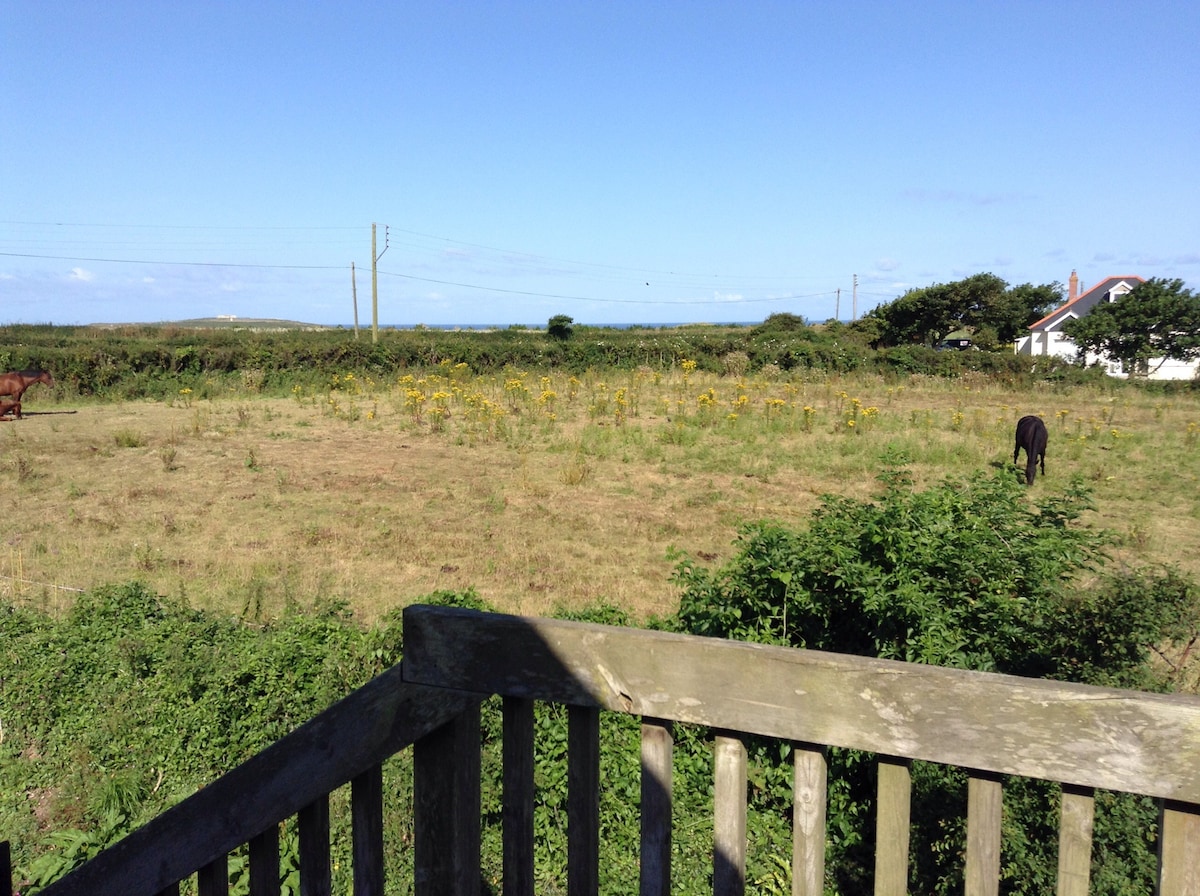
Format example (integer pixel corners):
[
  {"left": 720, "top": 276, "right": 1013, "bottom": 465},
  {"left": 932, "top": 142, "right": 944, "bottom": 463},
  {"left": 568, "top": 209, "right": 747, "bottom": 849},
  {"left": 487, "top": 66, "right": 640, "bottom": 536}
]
[
  {"left": 874, "top": 258, "right": 901, "bottom": 273},
  {"left": 70, "top": 267, "right": 95, "bottom": 282}
]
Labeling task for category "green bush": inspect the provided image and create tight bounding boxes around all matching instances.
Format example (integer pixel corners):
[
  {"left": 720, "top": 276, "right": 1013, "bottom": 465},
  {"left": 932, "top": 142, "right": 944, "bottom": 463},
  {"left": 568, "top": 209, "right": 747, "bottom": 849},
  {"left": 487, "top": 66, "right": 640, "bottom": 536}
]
[
  {"left": 0, "top": 322, "right": 1102, "bottom": 393},
  {"left": 668, "top": 460, "right": 1199, "bottom": 893}
]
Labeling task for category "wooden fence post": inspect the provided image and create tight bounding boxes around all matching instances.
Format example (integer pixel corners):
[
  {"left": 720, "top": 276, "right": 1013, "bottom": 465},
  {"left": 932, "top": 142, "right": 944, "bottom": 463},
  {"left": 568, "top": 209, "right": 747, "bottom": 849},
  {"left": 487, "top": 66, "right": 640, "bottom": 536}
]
[
  {"left": 568, "top": 705, "right": 600, "bottom": 896},
  {"left": 353, "top": 766, "right": 384, "bottom": 896},
  {"left": 503, "top": 697, "right": 536, "bottom": 896},
  {"left": 248, "top": 825, "right": 279, "bottom": 896},
  {"left": 874, "top": 757, "right": 911, "bottom": 896},
  {"left": 1158, "top": 800, "right": 1200, "bottom": 896},
  {"left": 793, "top": 744, "right": 828, "bottom": 896},
  {"left": 640, "top": 719, "right": 674, "bottom": 896},
  {"left": 414, "top": 707, "right": 482, "bottom": 896},
  {"left": 713, "top": 732, "right": 747, "bottom": 896},
  {"left": 1056, "top": 785, "right": 1094, "bottom": 896},
  {"left": 965, "top": 771, "right": 1003, "bottom": 896}
]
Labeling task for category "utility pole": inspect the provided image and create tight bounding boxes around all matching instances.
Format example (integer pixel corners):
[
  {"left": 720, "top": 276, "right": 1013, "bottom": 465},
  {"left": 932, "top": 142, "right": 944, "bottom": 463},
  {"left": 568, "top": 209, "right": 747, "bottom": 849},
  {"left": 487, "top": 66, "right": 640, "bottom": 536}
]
[
  {"left": 371, "top": 222, "right": 389, "bottom": 345},
  {"left": 371, "top": 224, "right": 378, "bottom": 344},
  {"left": 852, "top": 274, "right": 858, "bottom": 321},
  {"left": 835, "top": 288, "right": 841, "bottom": 321},
  {"left": 351, "top": 262, "right": 359, "bottom": 340}
]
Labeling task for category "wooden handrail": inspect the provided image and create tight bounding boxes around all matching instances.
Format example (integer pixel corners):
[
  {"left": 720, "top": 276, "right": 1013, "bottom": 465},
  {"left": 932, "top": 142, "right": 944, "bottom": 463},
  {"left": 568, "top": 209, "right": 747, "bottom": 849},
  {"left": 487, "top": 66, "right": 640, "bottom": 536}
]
[
  {"left": 36, "top": 662, "right": 483, "bottom": 896},
  {"left": 401, "top": 605, "right": 1200, "bottom": 802}
]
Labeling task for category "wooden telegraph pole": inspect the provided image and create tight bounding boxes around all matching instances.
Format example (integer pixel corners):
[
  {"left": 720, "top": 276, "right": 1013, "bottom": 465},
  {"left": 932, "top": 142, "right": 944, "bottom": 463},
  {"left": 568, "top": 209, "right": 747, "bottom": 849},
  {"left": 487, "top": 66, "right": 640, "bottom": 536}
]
[
  {"left": 371, "top": 224, "right": 379, "bottom": 344},
  {"left": 351, "top": 262, "right": 359, "bottom": 340},
  {"left": 370, "top": 222, "right": 389, "bottom": 345}
]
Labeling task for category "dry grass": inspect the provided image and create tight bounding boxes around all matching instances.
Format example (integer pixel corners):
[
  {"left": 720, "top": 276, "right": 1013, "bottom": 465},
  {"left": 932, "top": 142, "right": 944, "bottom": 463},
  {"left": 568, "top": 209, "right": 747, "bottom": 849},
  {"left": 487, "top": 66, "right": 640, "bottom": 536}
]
[{"left": 4, "top": 368, "right": 1200, "bottom": 625}]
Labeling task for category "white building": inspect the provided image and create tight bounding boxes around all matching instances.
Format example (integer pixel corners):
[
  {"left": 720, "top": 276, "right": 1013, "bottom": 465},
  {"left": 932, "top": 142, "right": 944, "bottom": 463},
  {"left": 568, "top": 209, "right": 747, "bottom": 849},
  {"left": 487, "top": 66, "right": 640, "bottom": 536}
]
[{"left": 1014, "top": 271, "right": 1200, "bottom": 380}]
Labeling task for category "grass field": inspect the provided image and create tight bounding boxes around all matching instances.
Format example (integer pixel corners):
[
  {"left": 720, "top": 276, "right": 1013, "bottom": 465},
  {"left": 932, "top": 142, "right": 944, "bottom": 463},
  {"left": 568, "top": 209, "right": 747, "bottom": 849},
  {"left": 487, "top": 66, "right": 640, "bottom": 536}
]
[{"left": 4, "top": 365, "right": 1199, "bottom": 624}]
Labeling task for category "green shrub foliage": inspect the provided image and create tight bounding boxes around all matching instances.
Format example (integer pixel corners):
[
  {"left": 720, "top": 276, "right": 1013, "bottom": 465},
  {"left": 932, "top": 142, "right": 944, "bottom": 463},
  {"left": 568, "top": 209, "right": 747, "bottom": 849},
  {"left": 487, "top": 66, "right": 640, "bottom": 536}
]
[
  {"left": 670, "top": 461, "right": 1199, "bottom": 893},
  {"left": 0, "top": 321, "right": 1097, "bottom": 401},
  {"left": 4, "top": 466, "right": 1197, "bottom": 893}
]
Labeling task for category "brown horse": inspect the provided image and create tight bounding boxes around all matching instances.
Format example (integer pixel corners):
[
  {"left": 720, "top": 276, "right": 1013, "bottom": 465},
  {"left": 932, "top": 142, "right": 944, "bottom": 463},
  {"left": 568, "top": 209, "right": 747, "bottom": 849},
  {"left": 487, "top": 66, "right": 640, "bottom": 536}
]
[
  {"left": 0, "top": 399, "right": 20, "bottom": 420},
  {"left": 0, "top": 369, "right": 54, "bottom": 402}
]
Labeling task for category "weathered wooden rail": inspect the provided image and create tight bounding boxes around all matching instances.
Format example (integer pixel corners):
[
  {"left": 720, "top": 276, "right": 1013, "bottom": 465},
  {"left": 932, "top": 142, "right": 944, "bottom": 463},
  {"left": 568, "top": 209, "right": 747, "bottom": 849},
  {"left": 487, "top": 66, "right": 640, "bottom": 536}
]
[{"left": 11, "top": 605, "right": 1200, "bottom": 895}]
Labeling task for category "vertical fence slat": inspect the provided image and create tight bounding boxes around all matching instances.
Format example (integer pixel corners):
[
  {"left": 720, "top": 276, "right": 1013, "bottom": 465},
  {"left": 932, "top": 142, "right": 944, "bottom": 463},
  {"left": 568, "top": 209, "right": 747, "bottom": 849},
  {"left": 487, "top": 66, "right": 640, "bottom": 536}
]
[
  {"left": 1158, "top": 800, "right": 1200, "bottom": 896},
  {"left": 965, "top": 772, "right": 1003, "bottom": 896},
  {"left": 156, "top": 884, "right": 181, "bottom": 896},
  {"left": 249, "top": 825, "right": 280, "bottom": 896},
  {"left": 1, "top": 841, "right": 10, "bottom": 896},
  {"left": 414, "top": 707, "right": 483, "bottom": 896},
  {"left": 198, "top": 854, "right": 229, "bottom": 896},
  {"left": 713, "top": 732, "right": 747, "bottom": 896},
  {"left": 568, "top": 704, "right": 600, "bottom": 896},
  {"left": 1056, "top": 785, "right": 1093, "bottom": 896},
  {"left": 299, "top": 795, "right": 331, "bottom": 896},
  {"left": 353, "top": 766, "right": 384, "bottom": 896},
  {"left": 503, "top": 697, "right": 536, "bottom": 896},
  {"left": 793, "top": 744, "right": 828, "bottom": 896},
  {"left": 640, "top": 718, "right": 674, "bottom": 896},
  {"left": 874, "top": 757, "right": 911, "bottom": 896}
]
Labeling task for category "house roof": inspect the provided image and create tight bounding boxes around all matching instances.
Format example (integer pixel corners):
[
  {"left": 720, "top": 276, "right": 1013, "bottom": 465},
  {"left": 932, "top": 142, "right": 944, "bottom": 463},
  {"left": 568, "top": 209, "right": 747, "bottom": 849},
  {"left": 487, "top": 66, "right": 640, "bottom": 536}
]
[{"left": 1028, "top": 275, "right": 1145, "bottom": 331}]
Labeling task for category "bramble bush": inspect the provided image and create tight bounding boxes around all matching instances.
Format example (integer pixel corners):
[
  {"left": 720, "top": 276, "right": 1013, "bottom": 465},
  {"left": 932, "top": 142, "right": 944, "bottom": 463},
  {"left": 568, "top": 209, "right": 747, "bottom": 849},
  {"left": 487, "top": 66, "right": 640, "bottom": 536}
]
[{"left": 669, "top": 458, "right": 1199, "bottom": 893}]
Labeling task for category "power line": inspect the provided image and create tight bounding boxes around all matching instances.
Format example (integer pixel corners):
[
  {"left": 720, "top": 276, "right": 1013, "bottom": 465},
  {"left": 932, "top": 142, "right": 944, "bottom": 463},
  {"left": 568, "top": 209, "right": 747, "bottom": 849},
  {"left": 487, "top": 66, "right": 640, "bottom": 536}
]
[
  {"left": 377, "top": 267, "right": 835, "bottom": 306},
  {"left": 0, "top": 251, "right": 344, "bottom": 271},
  {"left": 384, "top": 224, "right": 830, "bottom": 282},
  {"left": 0, "top": 225, "right": 858, "bottom": 308},
  {"left": 1, "top": 219, "right": 834, "bottom": 285},
  {"left": 0, "top": 220, "right": 362, "bottom": 231},
  {"left": 0, "top": 252, "right": 841, "bottom": 306}
]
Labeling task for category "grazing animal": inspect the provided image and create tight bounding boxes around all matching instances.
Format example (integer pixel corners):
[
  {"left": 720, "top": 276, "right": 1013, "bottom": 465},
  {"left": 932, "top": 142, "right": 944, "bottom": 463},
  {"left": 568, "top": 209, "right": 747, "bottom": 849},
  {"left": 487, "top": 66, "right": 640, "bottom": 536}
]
[
  {"left": 0, "top": 369, "right": 54, "bottom": 403},
  {"left": 0, "top": 399, "right": 20, "bottom": 420},
  {"left": 1013, "top": 415, "right": 1048, "bottom": 485}
]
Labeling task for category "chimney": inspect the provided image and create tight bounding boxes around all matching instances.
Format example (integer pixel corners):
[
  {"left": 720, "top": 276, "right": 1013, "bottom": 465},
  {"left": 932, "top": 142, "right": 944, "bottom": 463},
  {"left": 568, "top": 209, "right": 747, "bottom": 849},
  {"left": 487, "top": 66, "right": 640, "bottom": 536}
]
[{"left": 1068, "top": 270, "right": 1079, "bottom": 302}]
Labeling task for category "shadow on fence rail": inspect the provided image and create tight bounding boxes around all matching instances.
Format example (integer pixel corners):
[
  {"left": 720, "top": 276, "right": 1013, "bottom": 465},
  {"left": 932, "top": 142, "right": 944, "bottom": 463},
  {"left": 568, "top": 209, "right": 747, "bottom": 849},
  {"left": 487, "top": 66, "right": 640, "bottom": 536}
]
[{"left": 7, "top": 605, "right": 1200, "bottom": 895}]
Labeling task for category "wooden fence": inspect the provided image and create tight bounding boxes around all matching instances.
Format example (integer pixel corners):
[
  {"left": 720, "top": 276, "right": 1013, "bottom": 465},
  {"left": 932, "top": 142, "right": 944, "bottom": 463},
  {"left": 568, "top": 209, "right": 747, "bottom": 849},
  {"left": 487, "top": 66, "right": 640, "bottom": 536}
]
[{"left": 11, "top": 605, "right": 1200, "bottom": 895}]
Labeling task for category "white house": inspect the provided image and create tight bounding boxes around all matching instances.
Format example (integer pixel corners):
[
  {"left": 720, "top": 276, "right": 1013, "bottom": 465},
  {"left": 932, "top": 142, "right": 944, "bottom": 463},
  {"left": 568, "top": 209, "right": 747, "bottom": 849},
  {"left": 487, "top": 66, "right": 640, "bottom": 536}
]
[{"left": 1014, "top": 271, "right": 1200, "bottom": 380}]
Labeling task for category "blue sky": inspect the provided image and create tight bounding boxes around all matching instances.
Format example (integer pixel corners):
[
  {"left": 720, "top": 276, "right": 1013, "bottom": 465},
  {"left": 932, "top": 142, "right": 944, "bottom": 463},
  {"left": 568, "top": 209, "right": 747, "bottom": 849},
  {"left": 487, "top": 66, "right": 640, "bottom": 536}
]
[{"left": 3, "top": 2, "right": 1198, "bottom": 327}]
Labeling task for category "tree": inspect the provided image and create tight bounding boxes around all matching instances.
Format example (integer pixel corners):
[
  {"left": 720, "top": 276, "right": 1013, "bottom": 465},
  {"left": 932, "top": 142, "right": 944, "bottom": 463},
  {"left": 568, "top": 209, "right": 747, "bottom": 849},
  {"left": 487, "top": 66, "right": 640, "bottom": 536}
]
[
  {"left": 546, "top": 314, "right": 574, "bottom": 340},
  {"left": 865, "top": 274, "right": 1062, "bottom": 348},
  {"left": 1062, "top": 278, "right": 1200, "bottom": 376},
  {"left": 966, "top": 280, "right": 1062, "bottom": 347},
  {"left": 864, "top": 281, "right": 961, "bottom": 347}
]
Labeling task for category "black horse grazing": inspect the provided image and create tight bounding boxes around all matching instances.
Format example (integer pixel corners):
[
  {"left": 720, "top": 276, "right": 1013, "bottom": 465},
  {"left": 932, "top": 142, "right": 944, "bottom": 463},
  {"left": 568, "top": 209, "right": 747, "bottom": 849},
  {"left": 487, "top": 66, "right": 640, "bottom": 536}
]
[{"left": 1013, "top": 415, "right": 1048, "bottom": 485}]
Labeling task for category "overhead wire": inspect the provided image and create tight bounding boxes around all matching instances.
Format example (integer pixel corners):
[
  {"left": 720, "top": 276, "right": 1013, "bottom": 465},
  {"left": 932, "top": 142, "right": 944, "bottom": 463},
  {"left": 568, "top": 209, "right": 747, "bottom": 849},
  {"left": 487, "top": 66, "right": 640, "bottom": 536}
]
[
  {"left": 376, "top": 267, "right": 836, "bottom": 306},
  {"left": 0, "top": 220, "right": 858, "bottom": 309}
]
